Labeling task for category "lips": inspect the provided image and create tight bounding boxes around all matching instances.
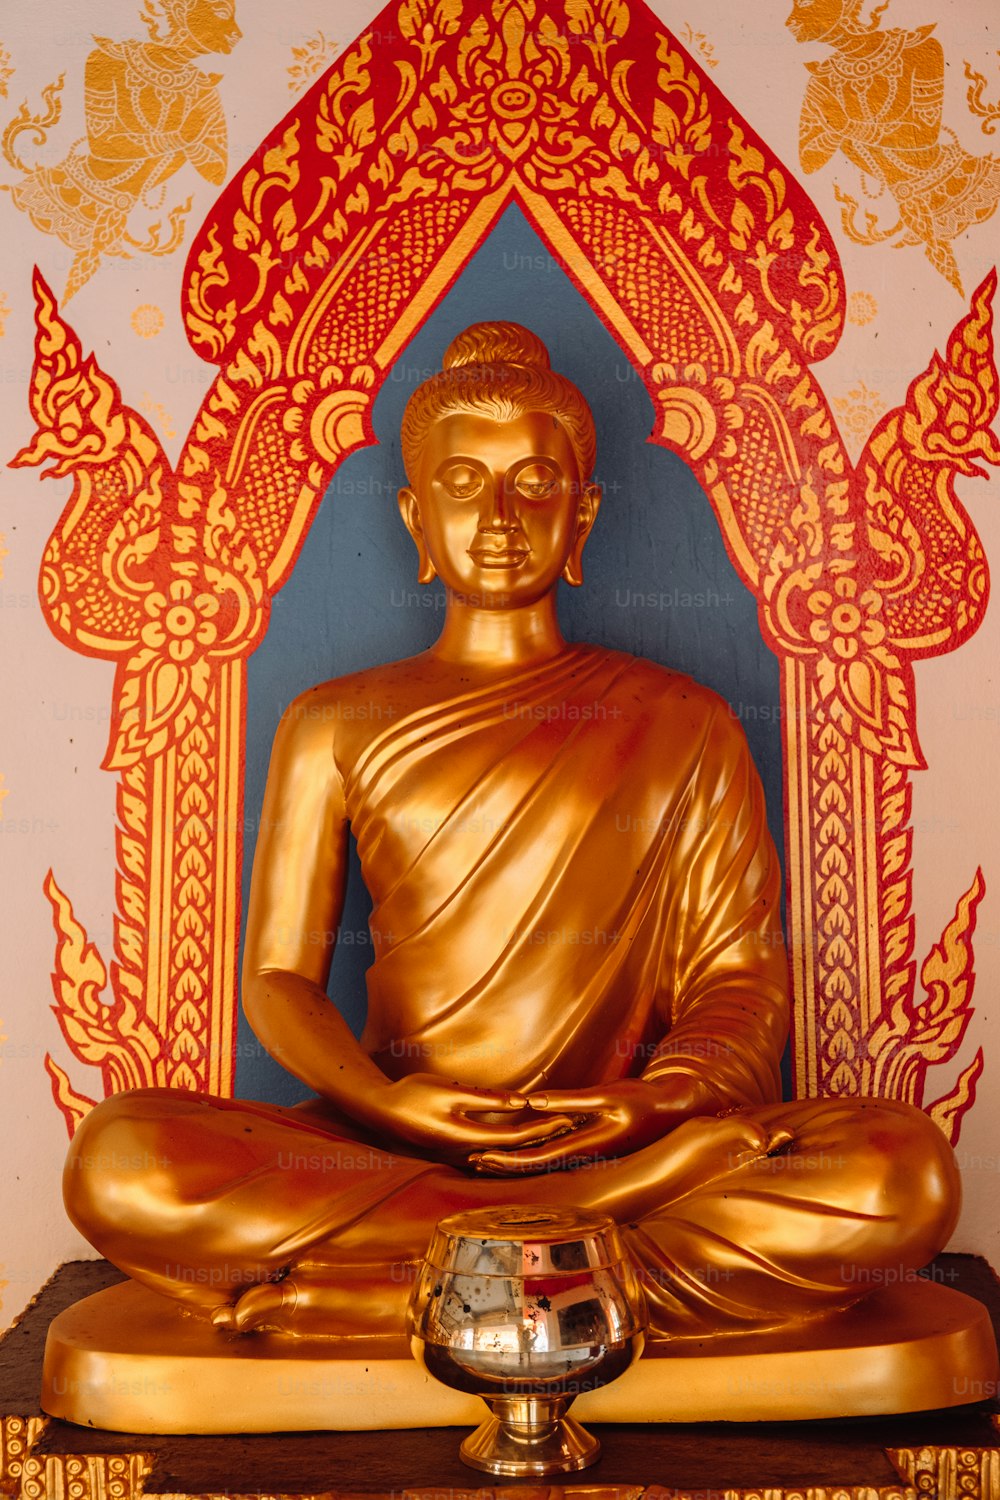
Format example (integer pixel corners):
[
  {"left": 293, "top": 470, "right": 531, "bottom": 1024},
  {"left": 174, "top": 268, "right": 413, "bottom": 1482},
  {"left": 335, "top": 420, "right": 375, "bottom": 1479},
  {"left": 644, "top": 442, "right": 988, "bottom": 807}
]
[{"left": 468, "top": 546, "right": 530, "bottom": 568}]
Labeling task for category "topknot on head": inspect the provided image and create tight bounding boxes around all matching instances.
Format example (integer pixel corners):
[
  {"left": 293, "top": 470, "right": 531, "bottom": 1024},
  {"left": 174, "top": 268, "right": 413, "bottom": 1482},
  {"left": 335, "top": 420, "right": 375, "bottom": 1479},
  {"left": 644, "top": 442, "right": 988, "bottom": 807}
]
[
  {"left": 401, "top": 321, "right": 596, "bottom": 483},
  {"left": 442, "top": 322, "right": 551, "bottom": 374}
]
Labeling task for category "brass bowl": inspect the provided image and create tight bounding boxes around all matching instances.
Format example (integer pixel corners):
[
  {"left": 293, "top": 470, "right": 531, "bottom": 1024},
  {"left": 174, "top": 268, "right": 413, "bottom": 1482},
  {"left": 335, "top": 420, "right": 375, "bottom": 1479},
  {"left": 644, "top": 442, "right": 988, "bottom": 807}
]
[{"left": 407, "top": 1204, "right": 647, "bottom": 1476}]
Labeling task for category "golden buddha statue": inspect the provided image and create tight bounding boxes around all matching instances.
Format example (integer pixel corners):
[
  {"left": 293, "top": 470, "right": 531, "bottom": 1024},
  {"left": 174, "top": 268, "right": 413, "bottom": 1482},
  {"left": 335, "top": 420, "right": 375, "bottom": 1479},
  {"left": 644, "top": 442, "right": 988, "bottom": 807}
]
[{"left": 51, "top": 323, "right": 996, "bottom": 1427}]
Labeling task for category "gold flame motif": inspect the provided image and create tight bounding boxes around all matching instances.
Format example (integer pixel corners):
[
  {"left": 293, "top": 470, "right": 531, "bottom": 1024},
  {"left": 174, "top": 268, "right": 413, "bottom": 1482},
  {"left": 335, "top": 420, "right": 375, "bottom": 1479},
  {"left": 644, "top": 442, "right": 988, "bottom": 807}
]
[
  {"left": 868, "top": 870, "right": 985, "bottom": 1134},
  {"left": 965, "top": 52, "right": 1000, "bottom": 138}
]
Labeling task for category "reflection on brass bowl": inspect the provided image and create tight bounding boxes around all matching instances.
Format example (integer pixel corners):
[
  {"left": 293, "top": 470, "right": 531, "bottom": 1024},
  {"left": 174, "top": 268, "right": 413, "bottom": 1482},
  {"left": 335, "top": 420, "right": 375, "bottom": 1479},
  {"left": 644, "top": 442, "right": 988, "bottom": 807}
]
[{"left": 408, "top": 1204, "right": 648, "bottom": 1476}]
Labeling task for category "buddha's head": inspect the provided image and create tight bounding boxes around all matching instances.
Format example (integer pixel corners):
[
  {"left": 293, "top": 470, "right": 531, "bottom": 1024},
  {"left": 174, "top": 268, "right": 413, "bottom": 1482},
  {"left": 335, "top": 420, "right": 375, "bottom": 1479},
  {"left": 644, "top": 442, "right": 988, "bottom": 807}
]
[{"left": 399, "top": 323, "right": 601, "bottom": 606}]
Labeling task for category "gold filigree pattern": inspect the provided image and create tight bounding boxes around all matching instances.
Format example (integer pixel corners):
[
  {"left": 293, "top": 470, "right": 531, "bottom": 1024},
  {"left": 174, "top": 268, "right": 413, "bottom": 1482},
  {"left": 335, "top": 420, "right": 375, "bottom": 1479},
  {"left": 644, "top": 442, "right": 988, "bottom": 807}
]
[
  {"left": 19, "top": 1449, "right": 152, "bottom": 1500},
  {"left": 140, "top": 394, "right": 177, "bottom": 439},
  {"left": 680, "top": 23, "right": 718, "bottom": 71},
  {"left": 0, "top": 1425, "right": 986, "bottom": 1500},
  {"left": 847, "top": 291, "right": 878, "bottom": 327},
  {"left": 0, "top": 1416, "right": 47, "bottom": 1494},
  {"left": 184, "top": 5, "right": 843, "bottom": 371},
  {"left": 890, "top": 1443, "right": 1000, "bottom": 1500},
  {"left": 0, "top": 0, "right": 238, "bottom": 299},
  {"left": 809, "top": 702, "right": 860, "bottom": 1095},
  {"left": 288, "top": 31, "right": 340, "bottom": 95},
  {"left": 131, "top": 304, "right": 165, "bottom": 339},
  {"left": 833, "top": 381, "right": 885, "bottom": 448}
]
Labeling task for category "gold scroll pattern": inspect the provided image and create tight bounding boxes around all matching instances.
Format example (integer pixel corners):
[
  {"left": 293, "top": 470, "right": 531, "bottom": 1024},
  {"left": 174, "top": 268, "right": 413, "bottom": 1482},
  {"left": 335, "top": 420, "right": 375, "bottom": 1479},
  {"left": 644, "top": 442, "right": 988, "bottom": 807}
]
[
  {"left": 0, "top": 0, "right": 239, "bottom": 299},
  {"left": 890, "top": 1442, "right": 1000, "bottom": 1500},
  {"left": 18, "top": 1449, "right": 153, "bottom": 1500},
  {"left": 0, "top": 1416, "right": 48, "bottom": 1496},
  {"left": 789, "top": 0, "right": 1000, "bottom": 296},
  {"left": 17, "top": 0, "right": 998, "bottom": 1132}
]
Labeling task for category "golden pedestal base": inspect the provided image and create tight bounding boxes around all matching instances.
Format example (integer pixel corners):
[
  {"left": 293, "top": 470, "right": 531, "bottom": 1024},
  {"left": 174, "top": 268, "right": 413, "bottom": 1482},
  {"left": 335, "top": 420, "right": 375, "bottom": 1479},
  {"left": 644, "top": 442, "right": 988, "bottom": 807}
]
[{"left": 42, "top": 1278, "right": 999, "bottom": 1433}]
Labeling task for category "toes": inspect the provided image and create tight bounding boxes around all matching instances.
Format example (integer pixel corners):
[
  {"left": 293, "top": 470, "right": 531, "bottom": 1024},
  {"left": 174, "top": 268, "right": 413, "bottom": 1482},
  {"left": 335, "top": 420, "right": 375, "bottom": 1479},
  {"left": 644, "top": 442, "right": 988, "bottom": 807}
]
[{"left": 230, "top": 1279, "right": 297, "bottom": 1332}]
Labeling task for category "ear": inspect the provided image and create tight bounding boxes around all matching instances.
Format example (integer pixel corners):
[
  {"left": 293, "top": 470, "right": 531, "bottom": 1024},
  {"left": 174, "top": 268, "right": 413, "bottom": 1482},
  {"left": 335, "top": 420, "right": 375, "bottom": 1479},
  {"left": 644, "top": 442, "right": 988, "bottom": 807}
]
[
  {"left": 398, "top": 487, "right": 437, "bottom": 585},
  {"left": 561, "top": 482, "right": 602, "bottom": 587}
]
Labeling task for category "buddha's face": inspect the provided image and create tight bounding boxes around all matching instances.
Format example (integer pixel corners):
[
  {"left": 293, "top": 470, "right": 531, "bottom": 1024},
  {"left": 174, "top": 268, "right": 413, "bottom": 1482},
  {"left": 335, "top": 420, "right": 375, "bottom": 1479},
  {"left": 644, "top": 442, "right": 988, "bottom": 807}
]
[
  {"left": 786, "top": 0, "right": 849, "bottom": 43},
  {"left": 400, "top": 409, "right": 600, "bottom": 605}
]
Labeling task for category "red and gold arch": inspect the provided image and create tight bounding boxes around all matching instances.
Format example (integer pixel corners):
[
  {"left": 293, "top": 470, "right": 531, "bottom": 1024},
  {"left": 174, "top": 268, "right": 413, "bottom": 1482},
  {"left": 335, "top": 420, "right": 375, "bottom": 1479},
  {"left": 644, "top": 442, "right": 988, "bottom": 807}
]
[{"left": 13, "top": 0, "right": 999, "bottom": 1138}]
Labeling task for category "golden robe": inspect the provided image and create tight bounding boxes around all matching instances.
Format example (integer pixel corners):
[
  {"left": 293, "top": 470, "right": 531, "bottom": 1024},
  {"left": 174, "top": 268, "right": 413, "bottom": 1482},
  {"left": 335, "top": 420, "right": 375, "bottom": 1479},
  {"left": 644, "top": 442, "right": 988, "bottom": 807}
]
[{"left": 67, "top": 649, "right": 959, "bottom": 1338}]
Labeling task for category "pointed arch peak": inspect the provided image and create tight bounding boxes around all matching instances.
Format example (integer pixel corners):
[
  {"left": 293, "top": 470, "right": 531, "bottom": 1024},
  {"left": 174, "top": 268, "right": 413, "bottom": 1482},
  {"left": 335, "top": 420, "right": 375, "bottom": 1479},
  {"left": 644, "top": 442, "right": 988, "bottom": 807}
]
[{"left": 183, "top": 0, "right": 844, "bottom": 373}]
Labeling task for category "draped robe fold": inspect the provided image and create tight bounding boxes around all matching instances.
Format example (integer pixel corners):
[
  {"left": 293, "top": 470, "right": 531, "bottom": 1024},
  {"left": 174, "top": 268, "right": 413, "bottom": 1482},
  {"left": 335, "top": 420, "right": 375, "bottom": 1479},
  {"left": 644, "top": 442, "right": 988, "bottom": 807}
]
[
  {"left": 349, "top": 647, "right": 788, "bottom": 1103},
  {"left": 67, "top": 647, "right": 959, "bottom": 1338}
]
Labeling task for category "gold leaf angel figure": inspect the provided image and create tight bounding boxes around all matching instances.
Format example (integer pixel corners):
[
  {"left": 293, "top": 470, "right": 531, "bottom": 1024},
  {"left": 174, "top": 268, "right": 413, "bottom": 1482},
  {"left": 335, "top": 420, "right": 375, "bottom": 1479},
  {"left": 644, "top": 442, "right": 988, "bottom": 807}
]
[
  {"left": 788, "top": 0, "right": 1000, "bottom": 295},
  {"left": 1, "top": 0, "right": 240, "bottom": 299}
]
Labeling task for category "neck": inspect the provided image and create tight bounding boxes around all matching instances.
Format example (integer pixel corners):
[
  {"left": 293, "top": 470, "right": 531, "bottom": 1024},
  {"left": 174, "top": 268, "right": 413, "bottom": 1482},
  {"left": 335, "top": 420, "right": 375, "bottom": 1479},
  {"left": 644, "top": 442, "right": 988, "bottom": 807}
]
[
  {"left": 821, "top": 13, "right": 861, "bottom": 45},
  {"left": 155, "top": 32, "right": 198, "bottom": 60},
  {"left": 431, "top": 592, "right": 567, "bottom": 670}
]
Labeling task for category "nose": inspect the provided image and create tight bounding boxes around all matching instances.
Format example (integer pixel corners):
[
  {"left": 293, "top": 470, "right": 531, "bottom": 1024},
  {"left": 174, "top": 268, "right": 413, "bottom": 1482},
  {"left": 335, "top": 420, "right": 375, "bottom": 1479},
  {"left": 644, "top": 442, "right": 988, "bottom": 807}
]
[{"left": 478, "top": 471, "right": 518, "bottom": 532}]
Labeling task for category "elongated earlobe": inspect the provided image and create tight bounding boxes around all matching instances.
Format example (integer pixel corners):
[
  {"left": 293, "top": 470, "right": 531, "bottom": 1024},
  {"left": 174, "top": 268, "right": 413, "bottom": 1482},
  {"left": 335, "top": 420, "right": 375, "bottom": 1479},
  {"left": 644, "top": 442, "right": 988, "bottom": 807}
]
[
  {"left": 561, "top": 482, "right": 602, "bottom": 587},
  {"left": 398, "top": 487, "right": 437, "bottom": 585}
]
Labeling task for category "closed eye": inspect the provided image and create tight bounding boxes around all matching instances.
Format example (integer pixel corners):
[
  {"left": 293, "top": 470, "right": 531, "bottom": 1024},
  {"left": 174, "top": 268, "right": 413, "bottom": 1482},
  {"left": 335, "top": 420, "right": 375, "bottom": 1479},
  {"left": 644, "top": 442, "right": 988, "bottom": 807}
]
[
  {"left": 439, "top": 464, "right": 484, "bottom": 499},
  {"left": 514, "top": 463, "right": 559, "bottom": 500}
]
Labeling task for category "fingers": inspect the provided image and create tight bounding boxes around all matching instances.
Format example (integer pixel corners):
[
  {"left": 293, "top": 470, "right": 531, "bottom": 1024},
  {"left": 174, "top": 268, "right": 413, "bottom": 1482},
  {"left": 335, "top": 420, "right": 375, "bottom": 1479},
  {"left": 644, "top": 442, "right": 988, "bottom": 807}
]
[
  {"left": 468, "top": 1150, "right": 545, "bottom": 1176},
  {"left": 651, "top": 1113, "right": 772, "bottom": 1191},
  {"left": 222, "top": 1279, "right": 296, "bottom": 1333},
  {"left": 527, "top": 1090, "right": 608, "bottom": 1112},
  {"left": 403, "top": 1075, "right": 528, "bottom": 1112},
  {"left": 460, "top": 1111, "right": 578, "bottom": 1146},
  {"left": 453, "top": 1086, "right": 528, "bottom": 1111},
  {"left": 470, "top": 1122, "right": 611, "bottom": 1174}
]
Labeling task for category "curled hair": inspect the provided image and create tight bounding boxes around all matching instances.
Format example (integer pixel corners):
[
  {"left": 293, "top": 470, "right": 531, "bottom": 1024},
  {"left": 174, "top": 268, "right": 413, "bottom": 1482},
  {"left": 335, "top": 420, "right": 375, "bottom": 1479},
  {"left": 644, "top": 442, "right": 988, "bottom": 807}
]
[{"left": 401, "top": 322, "right": 597, "bottom": 482}]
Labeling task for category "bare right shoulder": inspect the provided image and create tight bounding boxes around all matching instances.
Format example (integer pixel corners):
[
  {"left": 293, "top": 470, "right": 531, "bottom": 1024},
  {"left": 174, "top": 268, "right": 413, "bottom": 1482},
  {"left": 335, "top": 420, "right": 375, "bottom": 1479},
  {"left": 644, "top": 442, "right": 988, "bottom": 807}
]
[
  {"left": 273, "top": 660, "right": 419, "bottom": 777},
  {"left": 270, "top": 682, "right": 337, "bottom": 755}
]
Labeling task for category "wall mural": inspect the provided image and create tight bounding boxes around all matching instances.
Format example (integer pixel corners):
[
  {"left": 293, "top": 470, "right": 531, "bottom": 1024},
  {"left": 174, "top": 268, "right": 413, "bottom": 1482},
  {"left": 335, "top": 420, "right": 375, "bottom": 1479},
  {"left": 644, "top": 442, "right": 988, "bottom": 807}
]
[
  {"left": 0, "top": 0, "right": 240, "bottom": 300},
  {"left": 789, "top": 0, "right": 1000, "bottom": 296},
  {"left": 9, "top": 0, "right": 999, "bottom": 1147}
]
